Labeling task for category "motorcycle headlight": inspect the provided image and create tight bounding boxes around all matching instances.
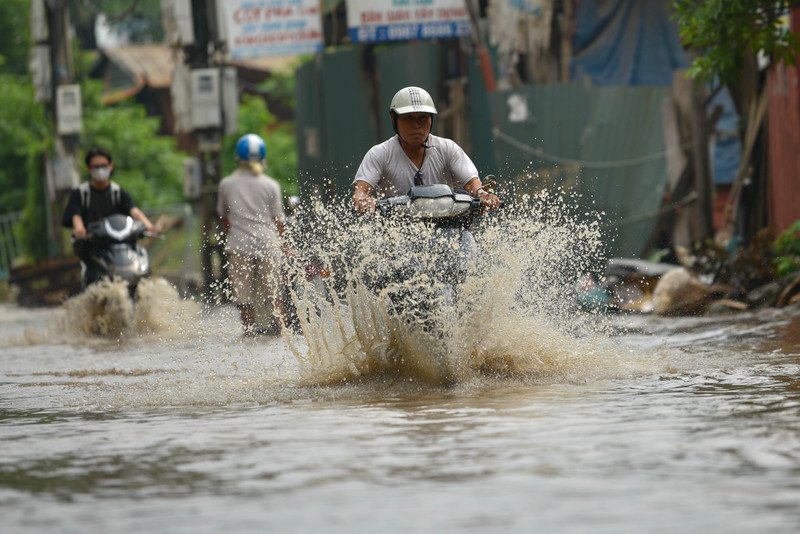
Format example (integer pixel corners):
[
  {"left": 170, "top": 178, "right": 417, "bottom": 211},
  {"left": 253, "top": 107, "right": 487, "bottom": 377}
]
[
  {"left": 137, "top": 254, "right": 150, "bottom": 273},
  {"left": 451, "top": 200, "right": 472, "bottom": 215},
  {"left": 411, "top": 196, "right": 456, "bottom": 218}
]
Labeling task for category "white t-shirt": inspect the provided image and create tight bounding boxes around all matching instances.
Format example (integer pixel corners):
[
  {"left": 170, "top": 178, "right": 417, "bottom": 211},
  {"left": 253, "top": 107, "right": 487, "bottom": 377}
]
[
  {"left": 217, "top": 168, "right": 284, "bottom": 259},
  {"left": 352, "top": 134, "right": 479, "bottom": 197}
]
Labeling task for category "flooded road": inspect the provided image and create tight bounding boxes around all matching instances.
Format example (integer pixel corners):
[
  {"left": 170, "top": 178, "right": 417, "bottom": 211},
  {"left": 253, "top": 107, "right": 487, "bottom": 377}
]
[{"left": 2, "top": 280, "right": 799, "bottom": 533}]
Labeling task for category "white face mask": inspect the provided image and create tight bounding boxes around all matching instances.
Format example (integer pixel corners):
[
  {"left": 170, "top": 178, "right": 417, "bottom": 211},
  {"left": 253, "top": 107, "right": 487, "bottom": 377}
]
[{"left": 90, "top": 166, "right": 111, "bottom": 182}]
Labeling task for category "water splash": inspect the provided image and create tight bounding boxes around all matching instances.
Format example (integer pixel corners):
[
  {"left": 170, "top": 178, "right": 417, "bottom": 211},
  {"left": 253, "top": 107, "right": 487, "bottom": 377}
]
[
  {"left": 281, "top": 189, "right": 641, "bottom": 387},
  {"left": 55, "top": 277, "right": 201, "bottom": 341},
  {"left": 1, "top": 186, "right": 656, "bottom": 406}
]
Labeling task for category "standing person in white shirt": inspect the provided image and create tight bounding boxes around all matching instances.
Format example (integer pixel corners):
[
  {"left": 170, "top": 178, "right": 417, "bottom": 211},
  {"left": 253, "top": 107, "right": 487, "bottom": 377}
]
[
  {"left": 217, "top": 134, "right": 287, "bottom": 336},
  {"left": 352, "top": 86, "right": 501, "bottom": 214}
]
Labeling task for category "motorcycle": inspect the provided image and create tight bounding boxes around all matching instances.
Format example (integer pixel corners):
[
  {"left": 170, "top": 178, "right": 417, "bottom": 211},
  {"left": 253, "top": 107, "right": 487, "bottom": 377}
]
[
  {"left": 82, "top": 213, "right": 153, "bottom": 298},
  {"left": 362, "top": 177, "right": 500, "bottom": 383}
]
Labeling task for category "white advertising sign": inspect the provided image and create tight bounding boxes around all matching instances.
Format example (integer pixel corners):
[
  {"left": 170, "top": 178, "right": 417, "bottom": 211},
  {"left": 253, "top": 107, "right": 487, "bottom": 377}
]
[
  {"left": 222, "top": 0, "right": 324, "bottom": 59},
  {"left": 346, "top": 0, "right": 472, "bottom": 43}
]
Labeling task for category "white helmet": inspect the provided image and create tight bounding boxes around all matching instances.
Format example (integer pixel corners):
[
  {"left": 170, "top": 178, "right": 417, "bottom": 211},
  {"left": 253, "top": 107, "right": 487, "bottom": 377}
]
[{"left": 390, "top": 86, "right": 438, "bottom": 116}]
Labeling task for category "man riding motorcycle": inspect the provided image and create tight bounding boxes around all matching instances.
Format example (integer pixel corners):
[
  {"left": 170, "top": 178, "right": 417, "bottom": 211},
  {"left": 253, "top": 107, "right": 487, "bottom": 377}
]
[
  {"left": 351, "top": 86, "right": 501, "bottom": 213},
  {"left": 62, "top": 147, "right": 157, "bottom": 267}
]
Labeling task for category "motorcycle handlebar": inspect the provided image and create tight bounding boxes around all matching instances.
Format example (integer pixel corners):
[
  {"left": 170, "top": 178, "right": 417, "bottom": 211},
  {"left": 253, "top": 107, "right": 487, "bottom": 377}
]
[
  {"left": 375, "top": 199, "right": 395, "bottom": 215},
  {"left": 85, "top": 228, "right": 156, "bottom": 241},
  {"left": 372, "top": 195, "right": 503, "bottom": 213}
]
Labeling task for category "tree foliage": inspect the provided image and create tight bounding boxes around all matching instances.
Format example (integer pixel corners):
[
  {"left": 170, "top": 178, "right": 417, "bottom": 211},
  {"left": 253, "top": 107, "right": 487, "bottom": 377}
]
[
  {"left": 0, "top": 76, "right": 49, "bottom": 215},
  {"left": 0, "top": 0, "right": 31, "bottom": 75},
  {"left": 0, "top": 74, "right": 51, "bottom": 261},
  {"left": 774, "top": 219, "right": 800, "bottom": 276},
  {"left": 673, "top": 0, "right": 800, "bottom": 84}
]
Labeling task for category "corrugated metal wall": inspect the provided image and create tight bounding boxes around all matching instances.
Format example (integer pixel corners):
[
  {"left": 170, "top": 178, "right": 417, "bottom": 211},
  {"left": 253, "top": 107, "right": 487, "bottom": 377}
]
[
  {"left": 467, "top": 51, "right": 496, "bottom": 177},
  {"left": 319, "top": 48, "right": 376, "bottom": 197},
  {"left": 375, "top": 41, "right": 440, "bottom": 140},
  {"left": 295, "top": 48, "right": 376, "bottom": 202},
  {"left": 767, "top": 10, "right": 800, "bottom": 231},
  {"left": 295, "top": 58, "right": 326, "bottom": 198},
  {"left": 487, "top": 82, "right": 672, "bottom": 258}
]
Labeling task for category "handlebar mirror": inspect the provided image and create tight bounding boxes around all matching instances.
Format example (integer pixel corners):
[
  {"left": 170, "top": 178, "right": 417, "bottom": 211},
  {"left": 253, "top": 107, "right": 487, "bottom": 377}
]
[
  {"left": 480, "top": 175, "right": 498, "bottom": 192},
  {"left": 286, "top": 195, "right": 301, "bottom": 212}
]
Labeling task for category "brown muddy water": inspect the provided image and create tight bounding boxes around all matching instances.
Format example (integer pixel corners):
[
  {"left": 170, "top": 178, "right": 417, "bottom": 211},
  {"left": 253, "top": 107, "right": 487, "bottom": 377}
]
[
  {"left": 2, "top": 195, "right": 800, "bottom": 533},
  {"left": 1, "top": 280, "right": 799, "bottom": 533}
]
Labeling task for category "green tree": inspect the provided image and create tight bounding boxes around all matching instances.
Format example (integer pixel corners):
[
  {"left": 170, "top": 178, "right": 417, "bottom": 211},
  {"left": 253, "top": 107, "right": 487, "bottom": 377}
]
[
  {"left": 0, "top": 74, "right": 51, "bottom": 261},
  {"left": 0, "top": 76, "right": 48, "bottom": 215},
  {"left": 673, "top": 1, "right": 800, "bottom": 87},
  {"left": 0, "top": 0, "right": 31, "bottom": 75},
  {"left": 673, "top": 1, "right": 800, "bottom": 124}
]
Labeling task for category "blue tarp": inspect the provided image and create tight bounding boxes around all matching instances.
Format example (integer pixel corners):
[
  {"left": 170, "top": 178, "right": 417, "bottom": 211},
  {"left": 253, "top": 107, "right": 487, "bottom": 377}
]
[
  {"left": 571, "top": 0, "right": 740, "bottom": 184},
  {"left": 709, "top": 87, "right": 742, "bottom": 185},
  {"left": 571, "top": 0, "right": 688, "bottom": 87}
]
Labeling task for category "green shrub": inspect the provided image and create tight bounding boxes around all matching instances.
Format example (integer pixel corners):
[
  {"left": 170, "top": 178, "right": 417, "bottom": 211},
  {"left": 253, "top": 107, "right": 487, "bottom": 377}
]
[{"left": 774, "top": 220, "right": 800, "bottom": 277}]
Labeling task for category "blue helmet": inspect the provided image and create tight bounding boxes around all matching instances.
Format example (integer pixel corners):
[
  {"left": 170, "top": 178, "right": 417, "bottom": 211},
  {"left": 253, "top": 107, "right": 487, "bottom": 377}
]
[{"left": 235, "top": 134, "right": 266, "bottom": 162}]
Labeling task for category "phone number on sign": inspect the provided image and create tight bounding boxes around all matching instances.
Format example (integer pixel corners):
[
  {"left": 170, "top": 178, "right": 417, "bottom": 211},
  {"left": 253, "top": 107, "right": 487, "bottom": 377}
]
[{"left": 352, "top": 21, "right": 471, "bottom": 42}]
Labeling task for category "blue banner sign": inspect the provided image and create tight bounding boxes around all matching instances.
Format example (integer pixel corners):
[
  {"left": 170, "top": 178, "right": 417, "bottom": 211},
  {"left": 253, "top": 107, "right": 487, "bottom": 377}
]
[{"left": 346, "top": 0, "right": 472, "bottom": 43}]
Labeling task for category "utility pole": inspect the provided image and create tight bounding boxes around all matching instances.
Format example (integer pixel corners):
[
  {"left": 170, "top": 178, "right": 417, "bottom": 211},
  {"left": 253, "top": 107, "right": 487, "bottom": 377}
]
[
  {"left": 31, "top": 0, "right": 82, "bottom": 258},
  {"left": 187, "top": 0, "right": 217, "bottom": 298},
  {"left": 162, "top": 0, "right": 233, "bottom": 300},
  {"left": 466, "top": 0, "right": 496, "bottom": 92},
  {"left": 560, "top": 0, "right": 574, "bottom": 83}
]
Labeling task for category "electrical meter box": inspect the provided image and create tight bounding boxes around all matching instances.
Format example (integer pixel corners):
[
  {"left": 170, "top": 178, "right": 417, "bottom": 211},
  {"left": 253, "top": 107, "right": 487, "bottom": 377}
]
[
  {"left": 191, "top": 68, "right": 222, "bottom": 130},
  {"left": 160, "top": 0, "right": 194, "bottom": 46},
  {"left": 183, "top": 157, "right": 202, "bottom": 200},
  {"left": 56, "top": 85, "right": 82, "bottom": 136}
]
